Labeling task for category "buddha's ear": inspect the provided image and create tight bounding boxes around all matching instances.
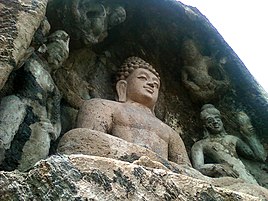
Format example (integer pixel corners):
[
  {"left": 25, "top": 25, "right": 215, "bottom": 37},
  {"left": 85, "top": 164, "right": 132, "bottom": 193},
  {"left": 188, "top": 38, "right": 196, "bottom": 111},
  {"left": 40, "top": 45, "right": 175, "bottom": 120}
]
[{"left": 116, "top": 80, "right": 127, "bottom": 102}]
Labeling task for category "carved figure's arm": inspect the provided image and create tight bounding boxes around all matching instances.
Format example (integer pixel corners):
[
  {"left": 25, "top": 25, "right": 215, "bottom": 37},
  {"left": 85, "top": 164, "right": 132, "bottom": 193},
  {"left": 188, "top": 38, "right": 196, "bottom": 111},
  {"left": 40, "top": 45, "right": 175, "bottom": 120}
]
[
  {"left": 77, "top": 98, "right": 113, "bottom": 133},
  {"left": 46, "top": 85, "right": 62, "bottom": 140},
  {"left": 236, "top": 138, "right": 265, "bottom": 161},
  {"left": 0, "top": 95, "right": 26, "bottom": 150},
  {"left": 191, "top": 141, "right": 238, "bottom": 178},
  {"left": 191, "top": 141, "right": 205, "bottom": 170},
  {"left": 181, "top": 67, "right": 200, "bottom": 91},
  {"left": 0, "top": 95, "right": 26, "bottom": 164},
  {"left": 168, "top": 130, "right": 191, "bottom": 166},
  {"left": 246, "top": 137, "right": 267, "bottom": 162}
]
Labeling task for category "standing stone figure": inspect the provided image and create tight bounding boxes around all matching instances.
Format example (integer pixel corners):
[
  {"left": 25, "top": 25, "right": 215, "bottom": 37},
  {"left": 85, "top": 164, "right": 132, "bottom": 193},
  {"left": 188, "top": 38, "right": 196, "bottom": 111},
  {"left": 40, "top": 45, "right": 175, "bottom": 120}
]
[
  {"left": 0, "top": 55, "right": 61, "bottom": 171},
  {"left": 237, "top": 111, "right": 267, "bottom": 162},
  {"left": 58, "top": 57, "right": 191, "bottom": 166},
  {"left": 191, "top": 104, "right": 266, "bottom": 184},
  {"left": 0, "top": 30, "right": 69, "bottom": 171},
  {"left": 181, "top": 39, "right": 228, "bottom": 101}
]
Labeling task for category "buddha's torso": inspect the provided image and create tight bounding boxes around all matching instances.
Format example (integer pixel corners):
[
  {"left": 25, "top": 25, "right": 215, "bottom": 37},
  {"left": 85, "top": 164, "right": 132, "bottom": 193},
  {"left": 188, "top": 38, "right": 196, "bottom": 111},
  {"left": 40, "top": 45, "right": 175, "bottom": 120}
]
[{"left": 111, "top": 102, "right": 170, "bottom": 159}]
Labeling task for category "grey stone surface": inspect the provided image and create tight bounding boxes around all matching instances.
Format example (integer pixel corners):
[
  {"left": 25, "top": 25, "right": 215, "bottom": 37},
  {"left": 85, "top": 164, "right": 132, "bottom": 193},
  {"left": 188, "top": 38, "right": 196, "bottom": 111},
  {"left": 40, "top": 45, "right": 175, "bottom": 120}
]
[
  {"left": 1, "top": 154, "right": 267, "bottom": 200},
  {"left": 0, "top": 0, "right": 267, "bottom": 199},
  {"left": 0, "top": 0, "right": 48, "bottom": 90}
]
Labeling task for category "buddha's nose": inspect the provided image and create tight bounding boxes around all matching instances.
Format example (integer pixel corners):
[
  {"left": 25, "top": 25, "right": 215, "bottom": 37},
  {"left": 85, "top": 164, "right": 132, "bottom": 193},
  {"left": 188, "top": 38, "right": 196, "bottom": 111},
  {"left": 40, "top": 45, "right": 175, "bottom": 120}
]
[{"left": 147, "top": 81, "right": 154, "bottom": 88}]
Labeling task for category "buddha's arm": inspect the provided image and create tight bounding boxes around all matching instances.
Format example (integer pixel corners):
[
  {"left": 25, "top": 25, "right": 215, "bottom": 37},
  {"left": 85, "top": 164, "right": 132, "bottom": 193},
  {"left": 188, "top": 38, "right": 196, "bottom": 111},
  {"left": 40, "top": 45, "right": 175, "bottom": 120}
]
[
  {"left": 191, "top": 141, "right": 238, "bottom": 178},
  {"left": 76, "top": 98, "right": 113, "bottom": 133},
  {"left": 168, "top": 131, "right": 191, "bottom": 166}
]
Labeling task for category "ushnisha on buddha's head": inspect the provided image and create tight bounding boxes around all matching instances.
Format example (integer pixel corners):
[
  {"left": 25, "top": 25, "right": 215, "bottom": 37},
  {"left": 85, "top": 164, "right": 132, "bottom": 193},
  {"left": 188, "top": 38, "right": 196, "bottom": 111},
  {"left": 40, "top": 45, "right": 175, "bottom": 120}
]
[{"left": 116, "top": 57, "right": 160, "bottom": 112}]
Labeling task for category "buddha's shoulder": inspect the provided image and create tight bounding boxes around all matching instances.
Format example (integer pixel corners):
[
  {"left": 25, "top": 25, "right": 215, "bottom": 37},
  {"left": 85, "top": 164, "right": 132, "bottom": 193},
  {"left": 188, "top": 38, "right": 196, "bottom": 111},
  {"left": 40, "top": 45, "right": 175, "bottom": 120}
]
[{"left": 82, "top": 98, "right": 121, "bottom": 109}]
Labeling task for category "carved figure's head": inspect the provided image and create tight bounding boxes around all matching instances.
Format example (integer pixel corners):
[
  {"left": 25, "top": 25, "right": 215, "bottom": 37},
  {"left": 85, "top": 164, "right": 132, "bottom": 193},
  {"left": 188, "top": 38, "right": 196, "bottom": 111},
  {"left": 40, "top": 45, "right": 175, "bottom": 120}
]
[
  {"left": 237, "top": 112, "right": 255, "bottom": 136},
  {"left": 72, "top": 0, "right": 107, "bottom": 44},
  {"left": 116, "top": 57, "right": 160, "bottom": 112},
  {"left": 200, "top": 104, "right": 224, "bottom": 135},
  {"left": 70, "top": 0, "right": 126, "bottom": 45},
  {"left": 108, "top": 6, "right": 126, "bottom": 27},
  {"left": 181, "top": 39, "right": 199, "bottom": 61},
  {"left": 46, "top": 30, "right": 70, "bottom": 71}
]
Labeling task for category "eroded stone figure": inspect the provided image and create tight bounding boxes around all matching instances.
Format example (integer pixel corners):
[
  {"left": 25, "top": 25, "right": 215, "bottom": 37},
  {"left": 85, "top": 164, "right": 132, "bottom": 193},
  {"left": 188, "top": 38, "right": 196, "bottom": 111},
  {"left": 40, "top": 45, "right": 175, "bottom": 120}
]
[
  {"left": 181, "top": 39, "right": 229, "bottom": 101},
  {"left": 49, "top": 0, "right": 126, "bottom": 45},
  {"left": 0, "top": 29, "right": 69, "bottom": 171},
  {"left": 73, "top": 0, "right": 126, "bottom": 44},
  {"left": 58, "top": 57, "right": 191, "bottom": 166},
  {"left": 191, "top": 104, "right": 266, "bottom": 184},
  {"left": 237, "top": 111, "right": 267, "bottom": 161}
]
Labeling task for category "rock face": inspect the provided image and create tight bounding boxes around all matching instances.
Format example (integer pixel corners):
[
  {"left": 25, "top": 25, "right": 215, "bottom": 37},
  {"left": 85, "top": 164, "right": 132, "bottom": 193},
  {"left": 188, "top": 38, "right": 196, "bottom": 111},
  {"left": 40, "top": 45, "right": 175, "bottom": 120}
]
[
  {"left": 0, "top": 0, "right": 48, "bottom": 90},
  {"left": 0, "top": 0, "right": 268, "bottom": 200},
  {"left": 0, "top": 155, "right": 267, "bottom": 200}
]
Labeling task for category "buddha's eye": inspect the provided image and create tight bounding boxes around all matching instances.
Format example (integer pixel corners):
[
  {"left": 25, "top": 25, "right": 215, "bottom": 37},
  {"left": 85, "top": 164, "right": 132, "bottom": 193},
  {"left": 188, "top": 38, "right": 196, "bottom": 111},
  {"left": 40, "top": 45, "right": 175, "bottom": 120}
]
[
  {"left": 153, "top": 81, "right": 159, "bottom": 88},
  {"left": 137, "top": 75, "right": 147, "bottom": 81}
]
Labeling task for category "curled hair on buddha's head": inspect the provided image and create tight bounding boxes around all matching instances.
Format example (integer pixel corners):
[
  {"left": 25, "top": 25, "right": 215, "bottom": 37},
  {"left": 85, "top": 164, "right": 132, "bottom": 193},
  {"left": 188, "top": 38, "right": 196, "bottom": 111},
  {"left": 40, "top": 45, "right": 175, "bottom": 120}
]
[
  {"left": 116, "top": 56, "right": 160, "bottom": 81},
  {"left": 200, "top": 104, "right": 221, "bottom": 121}
]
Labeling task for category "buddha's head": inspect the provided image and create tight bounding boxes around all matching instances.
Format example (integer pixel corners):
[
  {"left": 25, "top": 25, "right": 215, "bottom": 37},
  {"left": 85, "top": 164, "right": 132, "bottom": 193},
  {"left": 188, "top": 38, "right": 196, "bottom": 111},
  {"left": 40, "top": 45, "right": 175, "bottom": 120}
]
[
  {"left": 116, "top": 57, "right": 160, "bottom": 112},
  {"left": 200, "top": 104, "right": 224, "bottom": 135}
]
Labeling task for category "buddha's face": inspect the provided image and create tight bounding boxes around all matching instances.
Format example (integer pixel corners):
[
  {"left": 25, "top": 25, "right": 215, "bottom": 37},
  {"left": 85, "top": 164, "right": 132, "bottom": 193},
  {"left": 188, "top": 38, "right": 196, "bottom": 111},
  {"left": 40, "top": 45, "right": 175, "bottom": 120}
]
[
  {"left": 205, "top": 114, "right": 224, "bottom": 134},
  {"left": 125, "top": 68, "right": 160, "bottom": 108}
]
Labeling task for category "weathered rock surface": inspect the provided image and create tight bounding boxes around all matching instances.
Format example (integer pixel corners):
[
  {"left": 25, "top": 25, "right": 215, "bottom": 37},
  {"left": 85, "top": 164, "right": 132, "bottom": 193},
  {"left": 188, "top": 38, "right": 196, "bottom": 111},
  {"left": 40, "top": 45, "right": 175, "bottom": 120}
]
[
  {"left": 0, "top": 0, "right": 268, "bottom": 199},
  {"left": 0, "top": 155, "right": 267, "bottom": 200},
  {"left": 0, "top": 0, "right": 48, "bottom": 90}
]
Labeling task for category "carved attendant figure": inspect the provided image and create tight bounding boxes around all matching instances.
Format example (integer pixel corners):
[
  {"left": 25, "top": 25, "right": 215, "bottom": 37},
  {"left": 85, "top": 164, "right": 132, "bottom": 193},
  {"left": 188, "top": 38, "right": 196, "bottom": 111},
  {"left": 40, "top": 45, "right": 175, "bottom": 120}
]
[
  {"left": 59, "top": 57, "right": 191, "bottom": 166},
  {"left": 0, "top": 30, "right": 69, "bottom": 171},
  {"left": 181, "top": 39, "right": 228, "bottom": 101},
  {"left": 191, "top": 104, "right": 266, "bottom": 184}
]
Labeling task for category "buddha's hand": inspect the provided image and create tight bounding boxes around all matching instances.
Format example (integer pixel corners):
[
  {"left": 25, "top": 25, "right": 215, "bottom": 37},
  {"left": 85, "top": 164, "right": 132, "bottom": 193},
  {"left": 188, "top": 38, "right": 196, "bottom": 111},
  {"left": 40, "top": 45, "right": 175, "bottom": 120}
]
[{"left": 211, "top": 164, "right": 239, "bottom": 178}]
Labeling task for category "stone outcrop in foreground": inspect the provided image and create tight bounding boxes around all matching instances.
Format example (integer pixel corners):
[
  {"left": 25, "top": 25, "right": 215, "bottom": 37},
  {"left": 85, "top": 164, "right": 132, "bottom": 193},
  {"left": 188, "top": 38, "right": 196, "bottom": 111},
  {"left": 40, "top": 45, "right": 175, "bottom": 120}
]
[{"left": 0, "top": 155, "right": 266, "bottom": 200}]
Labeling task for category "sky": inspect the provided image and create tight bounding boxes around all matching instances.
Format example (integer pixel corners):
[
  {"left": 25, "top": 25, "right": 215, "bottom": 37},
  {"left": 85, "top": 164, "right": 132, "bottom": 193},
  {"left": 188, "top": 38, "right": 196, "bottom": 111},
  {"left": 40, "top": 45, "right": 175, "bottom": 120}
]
[{"left": 178, "top": 0, "right": 268, "bottom": 92}]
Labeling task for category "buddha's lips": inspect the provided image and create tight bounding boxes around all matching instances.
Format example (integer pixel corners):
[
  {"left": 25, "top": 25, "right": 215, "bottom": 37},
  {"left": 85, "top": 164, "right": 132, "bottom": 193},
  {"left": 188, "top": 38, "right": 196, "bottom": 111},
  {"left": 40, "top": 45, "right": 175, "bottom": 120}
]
[{"left": 144, "top": 87, "right": 154, "bottom": 94}]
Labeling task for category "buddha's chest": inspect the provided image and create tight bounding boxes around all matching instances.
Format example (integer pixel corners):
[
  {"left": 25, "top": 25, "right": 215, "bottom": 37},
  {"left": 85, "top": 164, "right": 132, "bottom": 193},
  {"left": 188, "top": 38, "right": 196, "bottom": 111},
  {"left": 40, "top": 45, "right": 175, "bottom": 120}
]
[{"left": 112, "top": 105, "right": 169, "bottom": 145}]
